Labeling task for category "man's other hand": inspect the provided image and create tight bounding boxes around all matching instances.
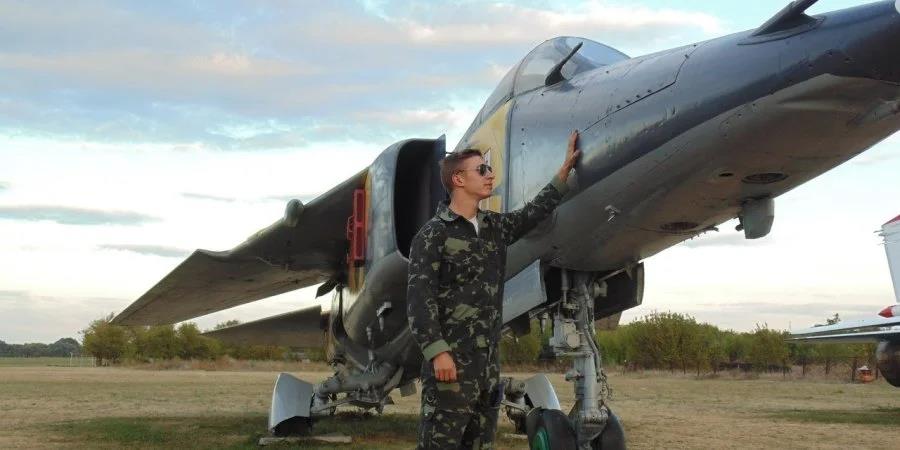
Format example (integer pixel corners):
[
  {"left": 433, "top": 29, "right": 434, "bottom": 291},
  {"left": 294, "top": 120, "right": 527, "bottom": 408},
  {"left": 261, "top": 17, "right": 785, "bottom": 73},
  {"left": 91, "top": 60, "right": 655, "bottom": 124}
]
[
  {"left": 433, "top": 351, "right": 457, "bottom": 382},
  {"left": 558, "top": 129, "right": 581, "bottom": 182}
]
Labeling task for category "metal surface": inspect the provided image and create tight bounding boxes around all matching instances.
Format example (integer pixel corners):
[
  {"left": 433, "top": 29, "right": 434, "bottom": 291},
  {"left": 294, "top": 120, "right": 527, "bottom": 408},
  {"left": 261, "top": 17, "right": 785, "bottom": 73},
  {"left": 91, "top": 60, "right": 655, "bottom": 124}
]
[
  {"left": 112, "top": 168, "right": 368, "bottom": 325},
  {"left": 501, "top": 260, "right": 547, "bottom": 324},
  {"left": 203, "top": 305, "right": 323, "bottom": 347},
  {"left": 738, "top": 197, "right": 775, "bottom": 239},
  {"left": 269, "top": 372, "right": 314, "bottom": 432},
  {"left": 882, "top": 216, "right": 900, "bottom": 303},
  {"left": 546, "top": 271, "right": 610, "bottom": 448},
  {"left": 522, "top": 374, "right": 562, "bottom": 411}
]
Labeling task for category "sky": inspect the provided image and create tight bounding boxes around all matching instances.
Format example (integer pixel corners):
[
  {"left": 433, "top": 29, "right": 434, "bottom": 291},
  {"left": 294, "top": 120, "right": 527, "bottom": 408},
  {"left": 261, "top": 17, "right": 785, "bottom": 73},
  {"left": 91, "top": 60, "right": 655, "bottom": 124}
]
[{"left": 1, "top": 0, "right": 898, "bottom": 344}]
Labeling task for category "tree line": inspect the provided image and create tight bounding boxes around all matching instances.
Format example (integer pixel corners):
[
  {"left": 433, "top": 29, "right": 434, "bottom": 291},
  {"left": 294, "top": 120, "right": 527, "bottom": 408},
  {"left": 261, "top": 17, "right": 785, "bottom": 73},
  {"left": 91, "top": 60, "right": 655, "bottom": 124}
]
[
  {"left": 76, "top": 310, "right": 874, "bottom": 373},
  {"left": 501, "top": 311, "right": 875, "bottom": 375},
  {"left": 0, "top": 338, "right": 81, "bottom": 357},
  {"left": 80, "top": 313, "right": 295, "bottom": 365}
]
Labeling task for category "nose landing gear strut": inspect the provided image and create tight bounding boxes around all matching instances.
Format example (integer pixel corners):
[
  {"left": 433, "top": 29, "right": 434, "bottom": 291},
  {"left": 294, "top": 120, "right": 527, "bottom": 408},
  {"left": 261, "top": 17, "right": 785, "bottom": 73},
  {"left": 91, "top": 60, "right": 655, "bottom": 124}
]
[{"left": 525, "top": 270, "right": 626, "bottom": 450}]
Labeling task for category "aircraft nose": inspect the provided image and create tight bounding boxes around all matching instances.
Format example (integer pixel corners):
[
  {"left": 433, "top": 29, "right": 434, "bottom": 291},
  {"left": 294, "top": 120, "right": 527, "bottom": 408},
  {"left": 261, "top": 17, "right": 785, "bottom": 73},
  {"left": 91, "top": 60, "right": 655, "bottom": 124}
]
[{"left": 839, "top": 1, "right": 900, "bottom": 83}]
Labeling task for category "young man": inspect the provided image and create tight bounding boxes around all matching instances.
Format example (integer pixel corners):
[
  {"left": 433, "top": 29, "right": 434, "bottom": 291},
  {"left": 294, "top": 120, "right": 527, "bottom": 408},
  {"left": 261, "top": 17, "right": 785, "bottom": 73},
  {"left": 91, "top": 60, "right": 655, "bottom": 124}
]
[{"left": 407, "top": 130, "right": 580, "bottom": 449}]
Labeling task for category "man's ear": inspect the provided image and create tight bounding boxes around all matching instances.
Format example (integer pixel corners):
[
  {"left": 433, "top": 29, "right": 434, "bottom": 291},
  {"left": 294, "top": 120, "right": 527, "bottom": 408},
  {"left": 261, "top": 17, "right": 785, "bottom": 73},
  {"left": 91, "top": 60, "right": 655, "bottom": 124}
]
[{"left": 452, "top": 172, "right": 465, "bottom": 188}]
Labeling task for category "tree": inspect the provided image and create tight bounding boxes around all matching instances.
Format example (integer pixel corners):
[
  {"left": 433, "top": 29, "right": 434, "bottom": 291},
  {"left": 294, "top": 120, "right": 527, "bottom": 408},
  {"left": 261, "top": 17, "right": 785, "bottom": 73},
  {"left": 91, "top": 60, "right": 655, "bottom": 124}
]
[
  {"left": 177, "top": 323, "right": 220, "bottom": 360},
  {"left": 747, "top": 324, "right": 788, "bottom": 372},
  {"left": 499, "top": 321, "right": 542, "bottom": 364},
  {"left": 212, "top": 320, "right": 240, "bottom": 331},
  {"left": 81, "top": 313, "right": 128, "bottom": 365},
  {"left": 144, "top": 325, "right": 181, "bottom": 359},
  {"left": 788, "top": 342, "right": 817, "bottom": 376},
  {"left": 48, "top": 338, "right": 81, "bottom": 356}
]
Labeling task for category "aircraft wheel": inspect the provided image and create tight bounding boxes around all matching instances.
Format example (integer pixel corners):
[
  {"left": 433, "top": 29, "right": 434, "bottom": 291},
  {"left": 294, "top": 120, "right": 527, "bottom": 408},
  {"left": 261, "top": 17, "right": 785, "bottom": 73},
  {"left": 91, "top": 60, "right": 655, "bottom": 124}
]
[
  {"left": 272, "top": 416, "right": 312, "bottom": 437},
  {"left": 526, "top": 408, "right": 577, "bottom": 450},
  {"left": 591, "top": 409, "right": 626, "bottom": 450}
]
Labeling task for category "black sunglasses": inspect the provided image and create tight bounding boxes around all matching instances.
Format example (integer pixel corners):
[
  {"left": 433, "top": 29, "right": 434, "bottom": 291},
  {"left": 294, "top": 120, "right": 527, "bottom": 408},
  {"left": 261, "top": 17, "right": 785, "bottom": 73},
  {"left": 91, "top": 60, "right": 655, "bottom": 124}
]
[{"left": 457, "top": 163, "right": 493, "bottom": 177}]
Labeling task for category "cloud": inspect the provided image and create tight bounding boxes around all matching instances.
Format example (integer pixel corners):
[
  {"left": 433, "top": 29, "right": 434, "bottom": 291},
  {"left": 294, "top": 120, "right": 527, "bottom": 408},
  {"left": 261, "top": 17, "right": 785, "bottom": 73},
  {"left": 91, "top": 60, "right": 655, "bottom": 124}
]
[
  {"left": 0, "top": 1, "right": 724, "bottom": 150},
  {"left": 389, "top": 2, "right": 723, "bottom": 46},
  {"left": 98, "top": 244, "right": 191, "bottom": 258},
  {"left": 0, "top": 205, "right": 158, "bottom": 225},
  {"left": 0, "top": 290, "right": 126, "bottom": 344},
  {"left": 181, "top": 192, "right": 236, "bottom": 202},
  {"left": 681, "top": 232, "right": 773, "bottom": 248},
  {"left": 0, "top": 181, "right": 8, "bottom": 191}
]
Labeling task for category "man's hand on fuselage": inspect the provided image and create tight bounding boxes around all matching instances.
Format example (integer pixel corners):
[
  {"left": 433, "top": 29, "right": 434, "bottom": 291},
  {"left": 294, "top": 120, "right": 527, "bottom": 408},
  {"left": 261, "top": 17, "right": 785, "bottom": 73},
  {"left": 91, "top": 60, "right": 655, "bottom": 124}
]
[
  {"left": 433, "top": 351, "right": 457, "bottom": 382},
  {"left": 557, "top": 129, "right": 581, "bottom": 183}
]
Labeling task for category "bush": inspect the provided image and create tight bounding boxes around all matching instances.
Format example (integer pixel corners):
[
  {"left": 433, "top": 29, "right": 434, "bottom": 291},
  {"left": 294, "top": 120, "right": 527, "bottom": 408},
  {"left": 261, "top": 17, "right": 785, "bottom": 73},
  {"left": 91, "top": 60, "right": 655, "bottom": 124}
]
[{"left": 81, "top": 313, "right": 128, "bottom": 365}]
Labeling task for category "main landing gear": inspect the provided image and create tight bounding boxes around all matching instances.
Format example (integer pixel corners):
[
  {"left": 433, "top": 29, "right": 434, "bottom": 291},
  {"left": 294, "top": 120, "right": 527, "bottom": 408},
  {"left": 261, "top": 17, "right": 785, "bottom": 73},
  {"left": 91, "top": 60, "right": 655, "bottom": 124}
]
[{"left": 503, "top": 270, "right": 626, "bottom": 450}]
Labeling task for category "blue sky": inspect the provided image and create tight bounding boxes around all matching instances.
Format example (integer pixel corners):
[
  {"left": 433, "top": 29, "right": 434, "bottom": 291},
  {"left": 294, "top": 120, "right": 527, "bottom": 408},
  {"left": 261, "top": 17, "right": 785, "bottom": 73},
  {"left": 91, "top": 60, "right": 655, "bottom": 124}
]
[{"left": 1, "top": 0, "right": 898, "bottom": 343}]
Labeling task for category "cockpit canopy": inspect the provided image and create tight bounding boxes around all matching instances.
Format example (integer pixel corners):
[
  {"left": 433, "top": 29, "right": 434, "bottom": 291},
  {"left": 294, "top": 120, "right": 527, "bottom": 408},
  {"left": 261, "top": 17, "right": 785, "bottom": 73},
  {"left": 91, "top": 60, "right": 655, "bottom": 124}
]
[{"left": 480, "top": 37, "right": 629, "bottom": 120}]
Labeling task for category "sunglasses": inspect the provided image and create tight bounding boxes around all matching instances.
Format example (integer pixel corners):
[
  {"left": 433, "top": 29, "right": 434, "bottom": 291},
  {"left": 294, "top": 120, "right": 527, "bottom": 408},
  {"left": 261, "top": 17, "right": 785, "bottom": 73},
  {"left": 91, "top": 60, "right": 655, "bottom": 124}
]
[{"left": 457, "top": 163, "right": 493, "bottom": 177}]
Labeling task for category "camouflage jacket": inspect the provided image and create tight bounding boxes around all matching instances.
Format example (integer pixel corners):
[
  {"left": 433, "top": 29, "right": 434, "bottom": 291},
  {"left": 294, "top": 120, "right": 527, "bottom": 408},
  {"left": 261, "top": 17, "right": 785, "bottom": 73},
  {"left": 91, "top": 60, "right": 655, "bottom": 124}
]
[{"left": 406, "top": 175, "right": 569, "bottom": 408}]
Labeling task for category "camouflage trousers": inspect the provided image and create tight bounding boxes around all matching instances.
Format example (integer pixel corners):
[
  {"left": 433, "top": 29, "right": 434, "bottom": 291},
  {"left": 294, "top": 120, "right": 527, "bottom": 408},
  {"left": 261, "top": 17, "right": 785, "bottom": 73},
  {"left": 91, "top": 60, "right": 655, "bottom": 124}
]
[{"left": 415, "top": 400, "right": 499, "bottom": 450}]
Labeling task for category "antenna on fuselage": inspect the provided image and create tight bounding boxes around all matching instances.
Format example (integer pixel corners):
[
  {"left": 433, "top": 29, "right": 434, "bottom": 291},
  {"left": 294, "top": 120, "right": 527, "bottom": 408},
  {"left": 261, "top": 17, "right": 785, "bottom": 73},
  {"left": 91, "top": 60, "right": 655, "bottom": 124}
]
[
  {"left": 544, "top": 41, "right": 583, "bottom": 87},
  {"left": 752, "top": 0, "right": 819, "bottom": 36}
]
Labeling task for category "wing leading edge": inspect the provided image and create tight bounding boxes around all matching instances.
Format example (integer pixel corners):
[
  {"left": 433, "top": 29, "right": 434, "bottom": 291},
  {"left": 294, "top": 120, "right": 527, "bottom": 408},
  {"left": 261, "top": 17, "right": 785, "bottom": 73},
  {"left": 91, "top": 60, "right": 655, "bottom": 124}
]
[
  {"left": 789, "top": 316, "right": 900, "bottom": 343},
  {"left": 203, "top": 304, "right": 325, "bottom": 347},
  {"left": 113, "top": 169, "right": 367, "bottom": 325}
]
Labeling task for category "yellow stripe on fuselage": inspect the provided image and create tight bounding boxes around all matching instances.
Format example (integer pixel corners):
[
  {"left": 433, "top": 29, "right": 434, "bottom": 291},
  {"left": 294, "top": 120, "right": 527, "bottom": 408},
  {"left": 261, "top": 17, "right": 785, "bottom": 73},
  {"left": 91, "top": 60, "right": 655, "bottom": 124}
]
[{"left": 463, "top": 101, "right": 511, "bottom": 213}]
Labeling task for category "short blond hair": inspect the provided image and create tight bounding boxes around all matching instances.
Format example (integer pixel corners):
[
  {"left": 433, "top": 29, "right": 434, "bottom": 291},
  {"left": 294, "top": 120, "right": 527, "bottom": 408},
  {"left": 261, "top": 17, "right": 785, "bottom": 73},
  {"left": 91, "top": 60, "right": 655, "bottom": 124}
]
[{"left": 439, "top": 149, "right": 482, "bottom": 193}]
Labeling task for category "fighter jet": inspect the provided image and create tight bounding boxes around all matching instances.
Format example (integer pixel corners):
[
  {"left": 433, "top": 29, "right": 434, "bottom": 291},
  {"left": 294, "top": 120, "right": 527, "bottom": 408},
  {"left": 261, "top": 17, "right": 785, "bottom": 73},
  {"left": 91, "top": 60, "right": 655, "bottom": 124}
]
[
  {"left": 790, "top": 214, "right": 900, "bottom": 386},
  {"left": 113, "top": 0, "right": 900, "bottom": 447}
]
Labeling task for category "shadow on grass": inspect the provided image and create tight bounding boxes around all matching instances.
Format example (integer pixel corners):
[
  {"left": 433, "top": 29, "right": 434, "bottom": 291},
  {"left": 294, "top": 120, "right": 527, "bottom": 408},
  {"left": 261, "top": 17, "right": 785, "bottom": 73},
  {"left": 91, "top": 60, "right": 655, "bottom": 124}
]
[
  {"left": 49, "top": 411, "right": 524, "bottom": 449},
  {"left": 768, "top": 407, "right": 900, "bottom": 426}
]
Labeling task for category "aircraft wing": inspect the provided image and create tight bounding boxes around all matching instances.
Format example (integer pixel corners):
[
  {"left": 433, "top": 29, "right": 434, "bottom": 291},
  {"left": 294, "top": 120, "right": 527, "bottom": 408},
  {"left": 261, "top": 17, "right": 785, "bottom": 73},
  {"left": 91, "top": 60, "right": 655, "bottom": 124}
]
[
  {"left": 789, "top": 316, "right": 900, "bottom": 343},
  {"left": 113, "top": 169, "right": 366, "bottom": 325},
  {"left": 203, "top": 304, "right": 325, "bottom": 347}
]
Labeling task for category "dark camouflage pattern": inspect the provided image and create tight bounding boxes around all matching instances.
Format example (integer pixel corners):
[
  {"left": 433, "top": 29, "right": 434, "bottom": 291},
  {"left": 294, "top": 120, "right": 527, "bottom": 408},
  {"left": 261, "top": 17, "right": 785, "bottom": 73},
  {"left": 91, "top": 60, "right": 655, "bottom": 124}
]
[{"left": 407, "top": 175, "right": 569, "bottom": 449}]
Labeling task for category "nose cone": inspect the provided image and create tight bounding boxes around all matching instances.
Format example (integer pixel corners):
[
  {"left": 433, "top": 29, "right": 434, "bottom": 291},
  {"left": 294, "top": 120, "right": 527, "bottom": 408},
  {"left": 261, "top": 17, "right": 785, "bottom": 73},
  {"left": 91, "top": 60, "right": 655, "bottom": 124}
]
[{"left": 835, "top": 1, "right": 900, "bottom": 83}]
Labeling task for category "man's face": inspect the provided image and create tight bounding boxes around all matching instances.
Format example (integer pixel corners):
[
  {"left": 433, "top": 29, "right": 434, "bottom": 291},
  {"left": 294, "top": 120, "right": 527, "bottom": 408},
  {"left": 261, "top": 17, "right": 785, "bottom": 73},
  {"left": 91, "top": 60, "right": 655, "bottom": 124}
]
[{"left": 454, "top": 155, "right": 495, "bottom": 200}]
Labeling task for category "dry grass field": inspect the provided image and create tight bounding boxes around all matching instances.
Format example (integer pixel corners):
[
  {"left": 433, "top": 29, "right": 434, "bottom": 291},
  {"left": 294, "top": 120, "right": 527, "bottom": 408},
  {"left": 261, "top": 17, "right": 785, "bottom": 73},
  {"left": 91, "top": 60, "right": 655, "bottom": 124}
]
[{"left": 1, "top": 361, "right": 897, "bottom": 449}]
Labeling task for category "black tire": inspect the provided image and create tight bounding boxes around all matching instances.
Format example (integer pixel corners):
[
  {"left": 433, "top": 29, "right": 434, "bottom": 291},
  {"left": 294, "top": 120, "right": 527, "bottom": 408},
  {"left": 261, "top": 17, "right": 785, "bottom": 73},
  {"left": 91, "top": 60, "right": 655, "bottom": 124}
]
[
  {"left": 272, "top": 416, "right": 312, "bottom": 437},
  {"left": 525, "top": 408, "right": 577, "bottom": 450},
  {"left": 591, "top": 409, "right": 626, "bottom": 450}
]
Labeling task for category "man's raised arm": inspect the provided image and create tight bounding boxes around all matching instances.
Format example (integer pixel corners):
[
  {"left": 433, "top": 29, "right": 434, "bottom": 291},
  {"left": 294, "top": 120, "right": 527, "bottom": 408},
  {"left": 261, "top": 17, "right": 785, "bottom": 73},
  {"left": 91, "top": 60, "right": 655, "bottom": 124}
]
[{"left": 500, "top": 130, "right": 580, "bottom": 246}]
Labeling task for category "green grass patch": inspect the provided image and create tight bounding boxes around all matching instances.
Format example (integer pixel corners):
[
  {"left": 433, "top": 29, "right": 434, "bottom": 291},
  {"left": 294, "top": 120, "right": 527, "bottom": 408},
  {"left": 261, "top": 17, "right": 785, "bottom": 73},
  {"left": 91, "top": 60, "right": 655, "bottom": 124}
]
[
  {"left": 51, "top": 415, "right": 267, "bottom": 449},
  {"left": 768, "top": 407, "right": 900, "bottom": 426},
  {"left": 49, "top": 412, "right": 523, "bottom": 449},
  {"left": 0, "top": 357, "right": 93, "bottom": 367}
]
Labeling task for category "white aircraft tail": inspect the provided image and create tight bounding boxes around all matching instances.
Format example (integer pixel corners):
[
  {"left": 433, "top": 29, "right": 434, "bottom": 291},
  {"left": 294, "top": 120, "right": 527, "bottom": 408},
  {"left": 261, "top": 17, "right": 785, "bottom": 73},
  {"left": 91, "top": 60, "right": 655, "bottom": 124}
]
[{"left": 882, "top": 215, "right": 900, "bottom": 304}]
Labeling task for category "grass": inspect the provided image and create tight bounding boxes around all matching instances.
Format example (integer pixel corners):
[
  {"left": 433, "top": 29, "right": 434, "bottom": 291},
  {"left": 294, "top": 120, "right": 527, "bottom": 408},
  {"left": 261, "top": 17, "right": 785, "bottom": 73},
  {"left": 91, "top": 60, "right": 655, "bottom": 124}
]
[
  {"left": 48, "top": 412, "right": 524, "bottom": 449},
  {"left": 769, "top": 407, "right": 900, "bottom": 426},
  {"left": 2, "top": 366, "right": 898, "bottom": 449},
  {"left": 50, "top": 415, "right": 266, "bottom": 449},
  {"left": 0, "top": 357, "right": 93, "bottom": 367}
]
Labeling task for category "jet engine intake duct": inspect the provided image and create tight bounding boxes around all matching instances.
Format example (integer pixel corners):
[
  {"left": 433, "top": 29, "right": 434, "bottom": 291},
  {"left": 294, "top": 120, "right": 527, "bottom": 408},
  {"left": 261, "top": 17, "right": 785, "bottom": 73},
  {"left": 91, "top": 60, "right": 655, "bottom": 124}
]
[
  {"left": 594, "top": 263, "right": 644, "bottom": 320},
  {"left": 876, "top": 340, "right": 900, "bottom": 387}
]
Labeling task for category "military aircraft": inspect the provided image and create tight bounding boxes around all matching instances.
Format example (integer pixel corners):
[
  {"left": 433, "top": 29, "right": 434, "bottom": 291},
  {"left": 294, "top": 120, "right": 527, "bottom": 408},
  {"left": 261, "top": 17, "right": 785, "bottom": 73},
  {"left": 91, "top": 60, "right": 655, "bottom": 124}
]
[
  {"left": 790, "top": 213, "right": 900, "bottom": 386},
  {"left": 113, "top": 0, "right": 900, "bottom": 447}
]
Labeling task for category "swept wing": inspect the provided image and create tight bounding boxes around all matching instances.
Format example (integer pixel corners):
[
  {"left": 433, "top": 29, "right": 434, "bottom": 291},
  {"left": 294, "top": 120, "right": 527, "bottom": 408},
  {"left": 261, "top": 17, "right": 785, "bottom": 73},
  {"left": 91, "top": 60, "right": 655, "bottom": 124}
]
[
  {"left": 203, "top": 304, "right": 325, "bottom": 347},
  {"left": 113, "top": 169, "right": 366, "bottom": 325}
]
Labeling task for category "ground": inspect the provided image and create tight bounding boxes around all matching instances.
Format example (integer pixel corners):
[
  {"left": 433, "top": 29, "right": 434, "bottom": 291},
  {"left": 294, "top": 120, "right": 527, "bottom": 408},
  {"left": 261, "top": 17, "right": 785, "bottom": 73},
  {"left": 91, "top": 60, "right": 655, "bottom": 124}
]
[{"left": 0, "top": 360, "right": 897, "bottom": 449}]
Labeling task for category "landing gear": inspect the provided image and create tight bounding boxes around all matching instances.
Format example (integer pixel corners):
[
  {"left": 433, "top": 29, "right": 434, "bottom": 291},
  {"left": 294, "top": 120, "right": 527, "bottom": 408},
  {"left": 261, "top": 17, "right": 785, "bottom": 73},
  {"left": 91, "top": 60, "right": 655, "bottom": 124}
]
[
  {"left": 526, "top": 408, "right": 577, "bottom": 450},
  {"left": 512, "top": 270, "right": 626, "bottom": 450}
]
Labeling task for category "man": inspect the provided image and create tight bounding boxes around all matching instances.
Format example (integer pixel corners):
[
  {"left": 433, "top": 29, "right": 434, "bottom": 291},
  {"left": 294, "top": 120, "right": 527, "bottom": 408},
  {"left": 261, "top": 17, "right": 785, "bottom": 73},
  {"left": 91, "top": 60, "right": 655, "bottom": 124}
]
[{"left": 406, "top": 130, "right": 580, "bottom": 449}]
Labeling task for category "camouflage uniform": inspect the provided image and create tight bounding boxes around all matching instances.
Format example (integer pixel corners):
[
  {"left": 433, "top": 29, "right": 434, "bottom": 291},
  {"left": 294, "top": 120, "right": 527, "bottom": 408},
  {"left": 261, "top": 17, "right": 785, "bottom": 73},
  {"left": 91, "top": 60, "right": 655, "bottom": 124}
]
[{"left": 407, "top": 175, "right": 570, "bottom": 450}]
